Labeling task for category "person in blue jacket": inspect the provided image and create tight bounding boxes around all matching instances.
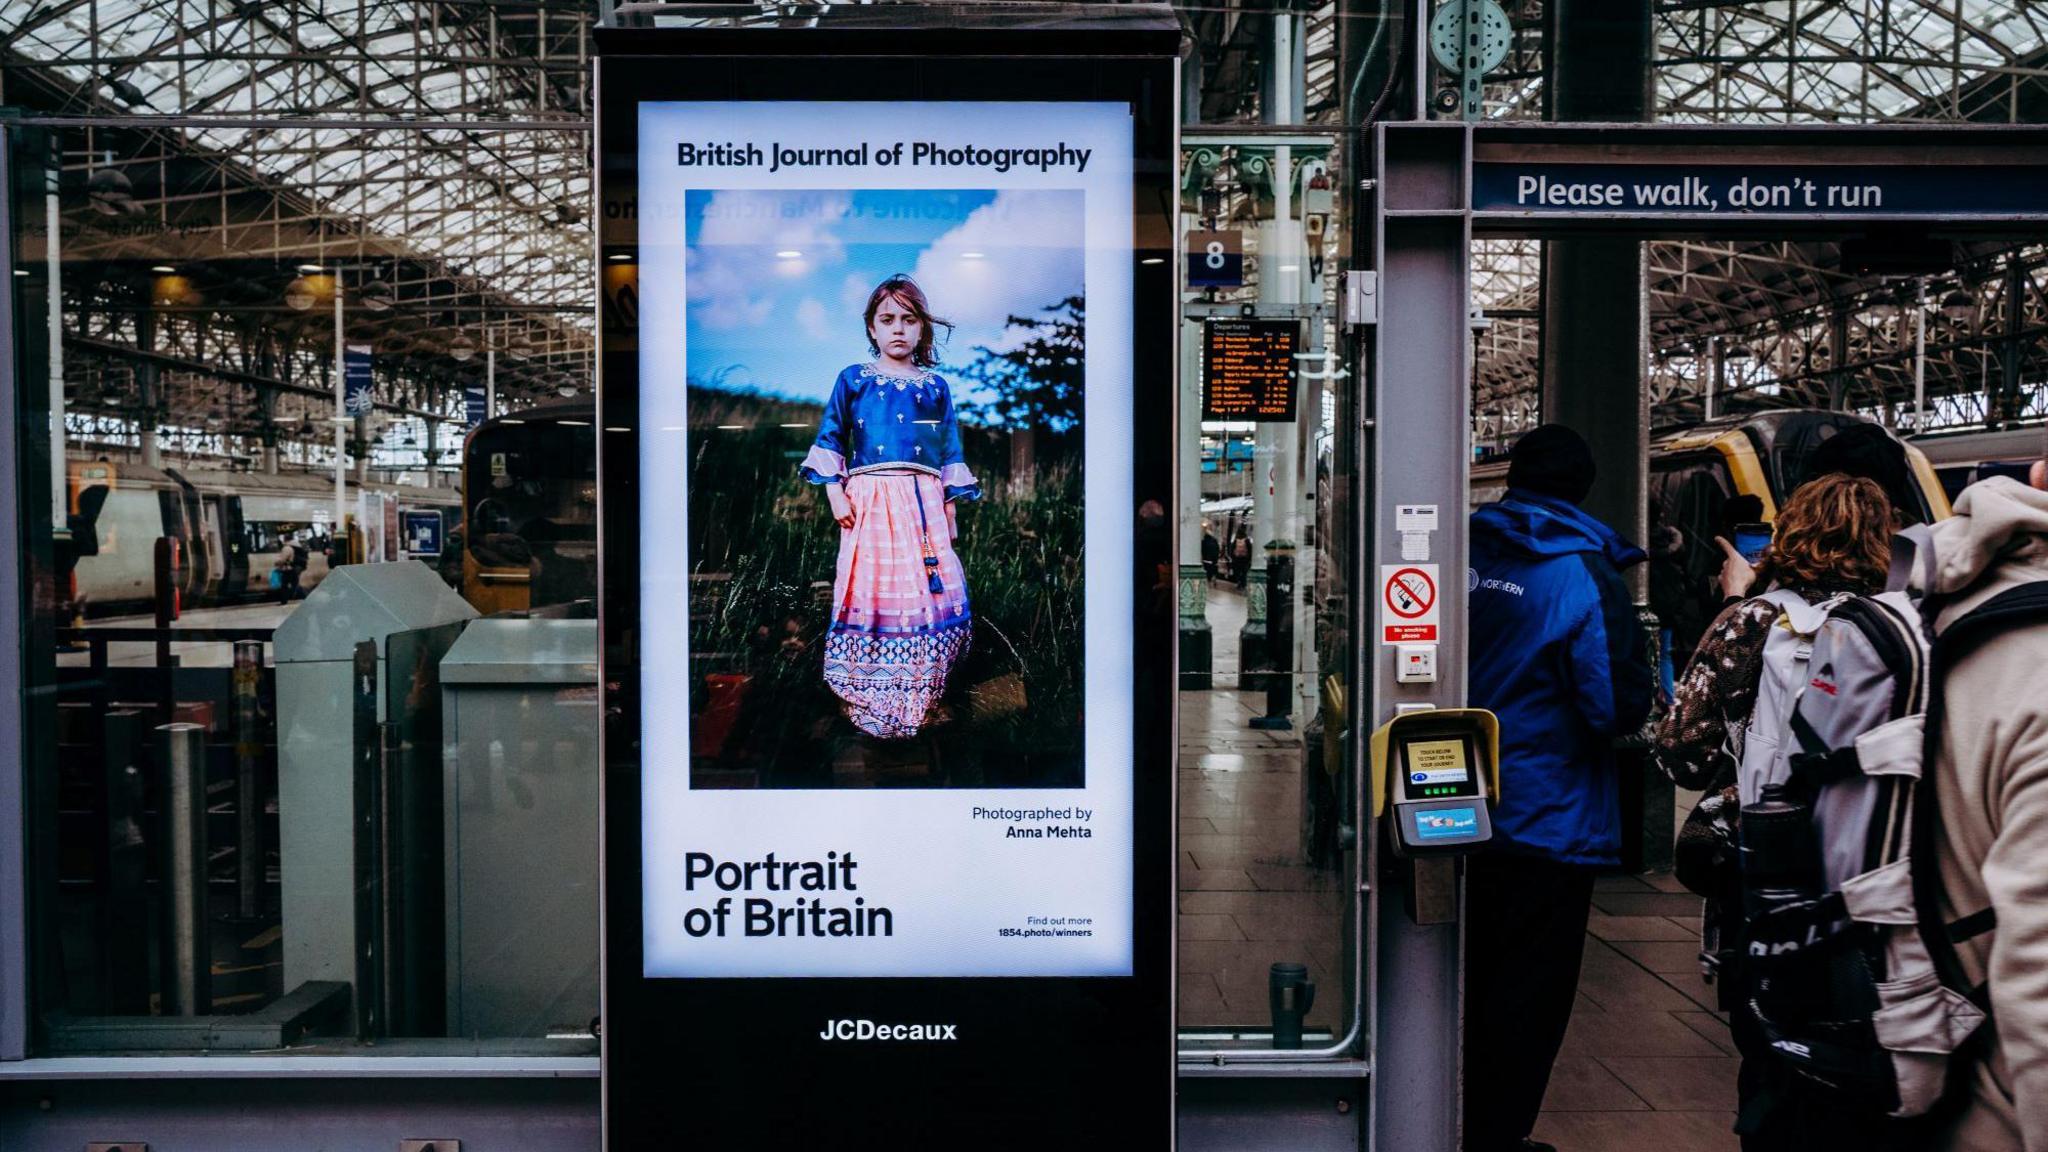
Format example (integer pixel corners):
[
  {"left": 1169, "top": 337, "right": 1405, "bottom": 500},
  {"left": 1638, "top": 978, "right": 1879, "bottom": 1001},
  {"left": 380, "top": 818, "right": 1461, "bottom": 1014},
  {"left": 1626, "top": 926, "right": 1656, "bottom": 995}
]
[{"left": 1462, "top": 423, "right": 1652, "bottom": 1152}]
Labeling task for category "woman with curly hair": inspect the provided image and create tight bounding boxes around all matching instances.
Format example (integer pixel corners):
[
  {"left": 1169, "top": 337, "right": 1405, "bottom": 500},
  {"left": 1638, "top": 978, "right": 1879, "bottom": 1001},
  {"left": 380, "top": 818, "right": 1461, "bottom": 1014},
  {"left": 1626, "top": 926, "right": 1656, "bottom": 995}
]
[{"left": 1654, "top": 472, "right": 1898, "bottom": 1150}]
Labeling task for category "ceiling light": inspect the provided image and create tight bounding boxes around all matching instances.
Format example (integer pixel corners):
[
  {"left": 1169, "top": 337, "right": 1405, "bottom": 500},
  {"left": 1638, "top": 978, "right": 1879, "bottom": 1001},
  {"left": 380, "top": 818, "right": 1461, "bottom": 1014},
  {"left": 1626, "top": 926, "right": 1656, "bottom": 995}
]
[
  {"left": 959, "top": 251, "right": 985, "bottom": 260},
  {"left": 557, "top": 384, "right": 579, "bottom": 397},
  {"left": 298, "top": 264, "right": 326, "bottom": 274},
  {"left": 560, "top": 419, "right": 590, "bottom": 427},
  {"left": 359, "top": 278, "right": 395, "bottom": 312},
  {"left": 717, "top": 424, "right": 746, "bottom": 431},
  {"left": 775, "top": 250, "right": 803, "bottom": 260},
  {"left": 283, "top": 276, "right": 316, "bottom": 311},
  {"left": 151, "top": 265, "right": 176, "bottom": 274},
  {"left": 506, "top": 332, "right": 536, "bottom": 361},
  {"left": 1141, "top": 257, "right": 1165, "bottom": 265},
  {"left": 605, "top": 426, "right": 630, "bottom": 433},
  {"left": 499, "top": 418, "right": 526, "bottom": 425},
  {"left": 608, "top": 253, "right": 634, "bottom": 262},
  {"left": 447, "top": 332, "right": 478, "bottom": 363}
]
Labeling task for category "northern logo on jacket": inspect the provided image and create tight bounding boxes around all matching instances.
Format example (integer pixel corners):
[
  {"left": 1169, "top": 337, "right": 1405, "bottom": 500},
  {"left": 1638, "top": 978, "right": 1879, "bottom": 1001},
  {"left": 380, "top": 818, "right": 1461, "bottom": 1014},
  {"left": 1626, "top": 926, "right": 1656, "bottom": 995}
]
[{"left": 1472, "top": 570, "right": 1526, "bottom": 597}]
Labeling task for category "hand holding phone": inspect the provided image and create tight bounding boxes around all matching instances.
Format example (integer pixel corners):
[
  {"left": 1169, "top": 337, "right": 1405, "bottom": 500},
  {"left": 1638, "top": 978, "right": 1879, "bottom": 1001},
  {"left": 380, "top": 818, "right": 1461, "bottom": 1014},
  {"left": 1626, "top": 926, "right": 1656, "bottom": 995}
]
[
  {"left": 1732, "top": 522, "right": 1773, "bottom": 565},
  {"left": 1714, "top": 535, "right": 1758, "bottom": 602}
]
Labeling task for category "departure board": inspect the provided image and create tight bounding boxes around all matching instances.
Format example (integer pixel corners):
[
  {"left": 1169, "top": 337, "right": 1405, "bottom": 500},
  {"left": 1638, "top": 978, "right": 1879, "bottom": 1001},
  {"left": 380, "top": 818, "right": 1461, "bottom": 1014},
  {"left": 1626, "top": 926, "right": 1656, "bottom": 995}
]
[{"left": 1202, "top": 318, "right": 1299, "bottom": 421}]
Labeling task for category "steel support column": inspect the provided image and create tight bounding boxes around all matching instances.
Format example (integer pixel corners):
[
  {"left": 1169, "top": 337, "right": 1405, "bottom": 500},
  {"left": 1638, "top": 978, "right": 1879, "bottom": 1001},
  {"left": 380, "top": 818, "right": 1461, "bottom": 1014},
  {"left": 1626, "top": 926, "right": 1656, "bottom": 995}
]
[
  {"left": 1538, "top": 0, "right": 1664, "bottom": 872},
  {"left": 1369, "top": 122, "right": 1473, "bottom": 1152}
]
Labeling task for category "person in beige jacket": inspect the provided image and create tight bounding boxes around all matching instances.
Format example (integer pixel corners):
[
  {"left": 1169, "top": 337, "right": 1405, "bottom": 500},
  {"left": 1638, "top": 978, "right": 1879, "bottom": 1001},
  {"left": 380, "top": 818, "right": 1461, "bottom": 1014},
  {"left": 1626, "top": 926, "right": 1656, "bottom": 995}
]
[{"left": 1930, "top": 463, "right": 2048, "bottom": 1152}]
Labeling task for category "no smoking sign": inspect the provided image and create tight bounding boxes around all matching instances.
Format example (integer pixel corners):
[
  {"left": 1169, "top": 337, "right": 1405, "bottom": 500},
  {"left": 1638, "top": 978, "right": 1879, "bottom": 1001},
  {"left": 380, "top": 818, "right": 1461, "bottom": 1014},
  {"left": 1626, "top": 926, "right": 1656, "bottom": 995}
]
[{"left": 1381, "top": 563, "right": 1440, "bottom": 644}]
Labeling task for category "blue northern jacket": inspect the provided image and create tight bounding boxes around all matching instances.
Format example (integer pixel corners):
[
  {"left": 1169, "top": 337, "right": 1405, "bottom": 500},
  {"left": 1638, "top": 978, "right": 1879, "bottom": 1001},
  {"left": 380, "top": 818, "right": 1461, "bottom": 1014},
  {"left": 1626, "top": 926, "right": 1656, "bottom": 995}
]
[{"left": 1469, "top": 489, "right": 1652, "bottom": 866}]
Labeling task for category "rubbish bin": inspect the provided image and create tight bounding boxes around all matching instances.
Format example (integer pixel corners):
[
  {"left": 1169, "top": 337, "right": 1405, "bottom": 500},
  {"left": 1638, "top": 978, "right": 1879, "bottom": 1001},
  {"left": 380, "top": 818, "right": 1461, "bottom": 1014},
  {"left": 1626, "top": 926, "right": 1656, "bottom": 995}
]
[
  {"left": 439, "top": 615, "right": 598, "bottom": 1039},
  {"left": 272, "top": 561, "right": 476, "bottom": 1001}
]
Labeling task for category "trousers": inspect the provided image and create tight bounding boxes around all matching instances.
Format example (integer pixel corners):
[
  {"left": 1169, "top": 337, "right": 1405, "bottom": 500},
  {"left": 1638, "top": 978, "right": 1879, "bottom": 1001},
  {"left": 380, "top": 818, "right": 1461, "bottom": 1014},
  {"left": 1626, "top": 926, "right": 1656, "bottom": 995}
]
[{"left": 1463, "top": 851, "right": 1597, "bottom": 1152}]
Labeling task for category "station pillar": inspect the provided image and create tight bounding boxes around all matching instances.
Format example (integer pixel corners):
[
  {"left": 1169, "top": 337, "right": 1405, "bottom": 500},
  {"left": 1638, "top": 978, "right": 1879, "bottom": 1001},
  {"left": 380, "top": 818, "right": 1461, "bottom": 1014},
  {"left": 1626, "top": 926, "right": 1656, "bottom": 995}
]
[{"left": 1540, "top": 0, "right": 1668, "bottom": 869}]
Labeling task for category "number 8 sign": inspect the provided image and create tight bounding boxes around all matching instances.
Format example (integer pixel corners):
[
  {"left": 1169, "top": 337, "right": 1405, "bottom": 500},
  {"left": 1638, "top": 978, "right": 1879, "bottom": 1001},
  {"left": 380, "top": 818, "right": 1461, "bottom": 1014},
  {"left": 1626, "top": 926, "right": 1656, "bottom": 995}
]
[{"left": 1186, "top": 229, "right": 1242, "bottom": 287}]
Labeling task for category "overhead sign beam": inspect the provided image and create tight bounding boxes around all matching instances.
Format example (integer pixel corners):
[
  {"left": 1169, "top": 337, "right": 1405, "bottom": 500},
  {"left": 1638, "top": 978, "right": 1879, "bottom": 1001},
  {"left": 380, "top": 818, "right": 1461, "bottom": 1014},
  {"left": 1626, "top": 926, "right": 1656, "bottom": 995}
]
[{"left": 1460, "top": 123, "right": 2048, "bottom": 235}]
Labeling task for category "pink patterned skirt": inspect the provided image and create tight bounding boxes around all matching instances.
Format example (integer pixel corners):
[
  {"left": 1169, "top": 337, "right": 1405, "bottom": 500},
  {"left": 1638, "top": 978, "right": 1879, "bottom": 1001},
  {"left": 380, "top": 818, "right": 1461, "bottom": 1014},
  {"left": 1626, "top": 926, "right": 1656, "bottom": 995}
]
[{"left": 822, "top": 470, "right": 972, "bottom": 739}]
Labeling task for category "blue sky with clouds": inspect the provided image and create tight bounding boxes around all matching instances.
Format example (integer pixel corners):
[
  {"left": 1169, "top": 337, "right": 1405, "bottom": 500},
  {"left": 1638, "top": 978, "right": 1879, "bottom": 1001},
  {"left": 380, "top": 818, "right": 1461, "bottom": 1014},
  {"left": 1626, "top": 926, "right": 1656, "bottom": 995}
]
[{"left": 684, "top": 187, "right": 1084, "bottom": 405}]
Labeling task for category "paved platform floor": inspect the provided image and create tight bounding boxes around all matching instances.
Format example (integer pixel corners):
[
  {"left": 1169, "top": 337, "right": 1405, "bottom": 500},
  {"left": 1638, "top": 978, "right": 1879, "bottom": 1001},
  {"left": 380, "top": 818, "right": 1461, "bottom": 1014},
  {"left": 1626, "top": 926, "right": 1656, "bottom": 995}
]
[
  {"left": 1178, "top": 582, "right": 1339, "bottom": 1033},
  {"left": 1181, "top": 580, "right": 1742, "bottom": 1148},
  {"left": 1531, "top": 870, "right": 1740, "bottom": 1151}
]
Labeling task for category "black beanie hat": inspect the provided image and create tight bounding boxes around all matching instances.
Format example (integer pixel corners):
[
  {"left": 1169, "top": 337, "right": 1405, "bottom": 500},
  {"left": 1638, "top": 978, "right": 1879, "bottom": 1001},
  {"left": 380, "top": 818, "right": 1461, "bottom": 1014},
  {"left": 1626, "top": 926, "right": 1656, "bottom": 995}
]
[
  {"left": 1804, "top": 423, "right": 1911, "bottom": 511},
  {"left": 1507, "top": 424, "right": 1597, "bottom": 505}
]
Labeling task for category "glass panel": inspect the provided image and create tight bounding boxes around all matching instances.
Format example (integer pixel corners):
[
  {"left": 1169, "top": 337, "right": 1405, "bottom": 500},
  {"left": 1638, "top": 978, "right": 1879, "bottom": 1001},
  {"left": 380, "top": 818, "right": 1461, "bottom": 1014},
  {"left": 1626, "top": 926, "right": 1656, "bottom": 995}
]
[
  {"left": 1176, "top": 136, "right": 1357, "bottom": 1053},
  {"left": 7, "top": 119, "right": 597, "bottom": 1056}
]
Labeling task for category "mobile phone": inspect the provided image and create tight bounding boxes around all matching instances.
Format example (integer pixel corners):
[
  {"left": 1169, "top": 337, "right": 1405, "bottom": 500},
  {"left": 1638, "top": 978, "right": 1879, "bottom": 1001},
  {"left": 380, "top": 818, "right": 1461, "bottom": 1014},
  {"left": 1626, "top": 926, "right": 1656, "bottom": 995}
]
[{"left": 1733, "top": 522, "right": 1773, "bottom": 565}]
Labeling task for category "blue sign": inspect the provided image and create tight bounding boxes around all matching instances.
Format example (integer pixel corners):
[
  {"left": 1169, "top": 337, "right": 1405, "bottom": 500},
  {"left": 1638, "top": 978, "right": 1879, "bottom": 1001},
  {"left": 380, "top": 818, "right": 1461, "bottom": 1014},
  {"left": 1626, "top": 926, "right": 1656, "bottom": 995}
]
[
  {"left": 403, "top": 510, "right": 444, "bottom": 557},
  {"left": 343, "top": 344, "right": 375, "bottom": 416},
  {"left": 1186, "top": 229, "right": 1242, "bottom": 287},
  {"left": 1413, "top": 806, "right": 1480, "bottom": 842},
  {"left": 464, "top": 383, "right": 489, "bottom": 428},
  {"left": 1473, "top": 163, "right": 2048, "bottom": 218}
]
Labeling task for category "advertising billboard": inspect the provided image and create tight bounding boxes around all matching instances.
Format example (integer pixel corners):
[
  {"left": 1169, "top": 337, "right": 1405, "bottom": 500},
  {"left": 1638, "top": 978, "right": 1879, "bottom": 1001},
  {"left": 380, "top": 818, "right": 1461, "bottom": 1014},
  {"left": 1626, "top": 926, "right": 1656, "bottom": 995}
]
[{"left": 596, "top": 25, "right": 1177, "bottom": 1152}]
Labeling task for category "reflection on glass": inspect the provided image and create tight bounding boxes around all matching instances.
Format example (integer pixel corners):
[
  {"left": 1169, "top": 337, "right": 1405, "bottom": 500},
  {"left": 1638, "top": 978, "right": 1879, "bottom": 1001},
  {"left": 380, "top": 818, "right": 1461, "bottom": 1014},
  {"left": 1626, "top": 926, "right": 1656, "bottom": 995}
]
[{"left": 10, "top": 123, "right": 599, "bottom": 1056}]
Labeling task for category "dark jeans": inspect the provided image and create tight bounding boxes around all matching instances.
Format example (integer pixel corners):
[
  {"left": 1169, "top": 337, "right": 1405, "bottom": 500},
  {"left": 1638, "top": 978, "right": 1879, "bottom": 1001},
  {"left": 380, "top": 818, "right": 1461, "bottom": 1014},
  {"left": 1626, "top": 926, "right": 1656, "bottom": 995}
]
[{"left": 1464, "top": 851, "right": 1597, "bottom": 1152}]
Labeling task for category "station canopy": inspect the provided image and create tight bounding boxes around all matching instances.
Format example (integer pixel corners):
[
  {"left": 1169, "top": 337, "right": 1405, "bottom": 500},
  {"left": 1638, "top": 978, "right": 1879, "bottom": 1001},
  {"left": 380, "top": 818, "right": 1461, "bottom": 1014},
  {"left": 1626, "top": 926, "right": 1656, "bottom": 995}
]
[{"left": 5, "top": 0, "right": 2048, "bottom": 448}]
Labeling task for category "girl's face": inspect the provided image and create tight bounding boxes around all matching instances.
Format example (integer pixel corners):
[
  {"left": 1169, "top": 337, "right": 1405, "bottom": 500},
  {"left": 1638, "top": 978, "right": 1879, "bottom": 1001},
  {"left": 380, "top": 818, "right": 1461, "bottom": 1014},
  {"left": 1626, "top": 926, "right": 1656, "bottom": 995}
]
[{"left": 868, "top": 293, "right": 924, "bottom": 364}]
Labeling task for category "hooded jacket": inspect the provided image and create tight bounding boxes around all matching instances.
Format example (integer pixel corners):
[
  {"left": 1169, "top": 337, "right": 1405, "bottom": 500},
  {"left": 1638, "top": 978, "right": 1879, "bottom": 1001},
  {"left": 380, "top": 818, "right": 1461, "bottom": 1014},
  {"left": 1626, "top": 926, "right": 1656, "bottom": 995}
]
[
  {"left": 1468, "top": 489, "right": 1653, "bottom": 866},
  {"left": 1925, "top": 477, "right": 2048, "bottom": 1152}
]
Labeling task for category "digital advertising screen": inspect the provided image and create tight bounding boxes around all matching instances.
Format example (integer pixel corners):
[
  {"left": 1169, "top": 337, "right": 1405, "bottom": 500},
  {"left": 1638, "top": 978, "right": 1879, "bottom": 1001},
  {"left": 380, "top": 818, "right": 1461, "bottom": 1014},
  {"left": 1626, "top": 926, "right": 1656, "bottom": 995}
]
[
  {"left": 635, "top": 99, "right": 1134, "bottom": 979},
  {"left": 595, "top": 30, "right": 1178, "bottom": 1149}
]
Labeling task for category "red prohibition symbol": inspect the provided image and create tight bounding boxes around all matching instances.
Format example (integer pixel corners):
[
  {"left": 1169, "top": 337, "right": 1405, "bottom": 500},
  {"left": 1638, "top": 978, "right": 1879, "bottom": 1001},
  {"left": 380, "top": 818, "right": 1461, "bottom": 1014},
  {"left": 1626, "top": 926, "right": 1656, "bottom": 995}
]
[{"left": 1385, "top": 567, "right": 1436, "bottom": 619}]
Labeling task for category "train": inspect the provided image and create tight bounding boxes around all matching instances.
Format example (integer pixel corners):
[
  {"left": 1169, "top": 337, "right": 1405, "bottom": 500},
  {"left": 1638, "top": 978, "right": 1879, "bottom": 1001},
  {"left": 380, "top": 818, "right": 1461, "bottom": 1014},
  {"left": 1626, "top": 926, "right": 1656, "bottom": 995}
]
[
  {"left": 65, "top": 458, "right": 459, "bottom": 616},
  {"left": 1908, "top": 424, "right": 2048, "bottom": 502},
  {"left": 1474, "top": 409, "right": 1951, "bottom": 523},
  {"left": 460, "top": 400, "right": 597, "bottom": 615}
]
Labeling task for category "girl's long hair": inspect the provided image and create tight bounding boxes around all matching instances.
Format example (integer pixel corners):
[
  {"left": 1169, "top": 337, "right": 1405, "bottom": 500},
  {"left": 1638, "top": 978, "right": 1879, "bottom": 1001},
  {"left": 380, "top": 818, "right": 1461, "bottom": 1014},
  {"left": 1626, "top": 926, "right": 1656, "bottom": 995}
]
[
  {"left": 1755, "top": 473, "right": 1892, "bottom": 594},
  {"left": 863, "top": 275, "right": 952, "bottom": 368}
]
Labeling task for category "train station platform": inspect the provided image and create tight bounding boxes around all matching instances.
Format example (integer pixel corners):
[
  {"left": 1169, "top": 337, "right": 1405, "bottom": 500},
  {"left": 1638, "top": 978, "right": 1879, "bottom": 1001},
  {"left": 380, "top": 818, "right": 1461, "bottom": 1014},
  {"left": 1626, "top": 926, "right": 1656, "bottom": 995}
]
[
  {"left": 1177, "top": 581, "right": 1337, "bottom": 1031},
  {"left": 1533, "top": 872, "right": 1738, "bottom": 1152},
  {"left": 1184, "top": 580, "right": 1738, "bottom": 1149}
]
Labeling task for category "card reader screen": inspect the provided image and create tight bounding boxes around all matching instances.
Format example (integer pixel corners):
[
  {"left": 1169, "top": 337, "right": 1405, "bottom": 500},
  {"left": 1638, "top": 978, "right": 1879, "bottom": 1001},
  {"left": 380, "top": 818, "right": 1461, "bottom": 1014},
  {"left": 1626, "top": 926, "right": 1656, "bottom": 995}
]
[{"left": 1406, "top": 738, "right": 1470, "bottom": 787}]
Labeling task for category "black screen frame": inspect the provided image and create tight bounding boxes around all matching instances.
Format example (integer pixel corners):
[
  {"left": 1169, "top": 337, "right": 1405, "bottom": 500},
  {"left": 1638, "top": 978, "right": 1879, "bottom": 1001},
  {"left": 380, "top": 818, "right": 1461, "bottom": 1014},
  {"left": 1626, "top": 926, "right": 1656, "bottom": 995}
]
[{"left": 595, "top": 34, "right": 1179, "bottom": 1152}]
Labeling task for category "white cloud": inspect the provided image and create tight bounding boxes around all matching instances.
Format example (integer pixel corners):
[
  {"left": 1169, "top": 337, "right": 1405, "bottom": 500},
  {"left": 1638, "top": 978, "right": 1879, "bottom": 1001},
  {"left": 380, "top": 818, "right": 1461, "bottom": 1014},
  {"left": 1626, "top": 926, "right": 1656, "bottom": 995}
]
[
  {"left": 908, "top": 191, "right": 1085, "bottom": 356},
  {"left": 688, "top": 190, "right": 852, "bottom": 329},
  {"left": 795, "top": 297, "right": 832, "bottom": 341}
]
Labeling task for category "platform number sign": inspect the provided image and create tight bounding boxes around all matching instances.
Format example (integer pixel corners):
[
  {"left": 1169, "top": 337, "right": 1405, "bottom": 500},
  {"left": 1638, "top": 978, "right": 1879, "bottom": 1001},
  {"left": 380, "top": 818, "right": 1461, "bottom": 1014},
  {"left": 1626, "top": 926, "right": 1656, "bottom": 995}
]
[{"left": 1187, "top": 229, "right": 1243, "bottom": 288}]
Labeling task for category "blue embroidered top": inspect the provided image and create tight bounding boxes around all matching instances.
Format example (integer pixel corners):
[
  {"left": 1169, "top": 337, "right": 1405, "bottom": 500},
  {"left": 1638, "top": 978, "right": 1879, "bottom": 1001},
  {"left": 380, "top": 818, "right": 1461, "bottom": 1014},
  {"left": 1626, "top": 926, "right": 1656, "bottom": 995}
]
[{"left": 800, "top": 363, "right": 982, "bottom": 502}]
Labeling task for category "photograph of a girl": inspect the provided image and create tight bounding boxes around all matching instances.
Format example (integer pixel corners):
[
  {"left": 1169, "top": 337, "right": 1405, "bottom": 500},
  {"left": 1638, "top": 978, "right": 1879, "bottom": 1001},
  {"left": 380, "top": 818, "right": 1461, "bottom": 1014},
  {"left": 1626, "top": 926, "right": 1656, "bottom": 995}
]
[
  {"left": 682, "top": 187, "right": 1086, "bottom": 790},
  {"left": 802, "top": 276, "right": 979, "bottom": 740}
]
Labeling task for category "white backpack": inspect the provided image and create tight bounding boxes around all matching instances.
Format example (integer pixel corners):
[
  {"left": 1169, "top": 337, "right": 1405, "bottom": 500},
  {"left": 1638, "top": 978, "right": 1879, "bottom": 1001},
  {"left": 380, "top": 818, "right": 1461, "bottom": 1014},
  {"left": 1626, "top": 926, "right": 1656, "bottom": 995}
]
[{"left": 1732, "top": 573, "right": 1988, "bottom": 1117}]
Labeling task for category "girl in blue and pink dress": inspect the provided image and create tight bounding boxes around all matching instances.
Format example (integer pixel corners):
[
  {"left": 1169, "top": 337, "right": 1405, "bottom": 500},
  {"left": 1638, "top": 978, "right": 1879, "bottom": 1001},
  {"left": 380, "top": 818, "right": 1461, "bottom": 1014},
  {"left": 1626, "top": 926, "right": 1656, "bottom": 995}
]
[{"left": 800, "top": 275, "right": 980, "bottom": 739}]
